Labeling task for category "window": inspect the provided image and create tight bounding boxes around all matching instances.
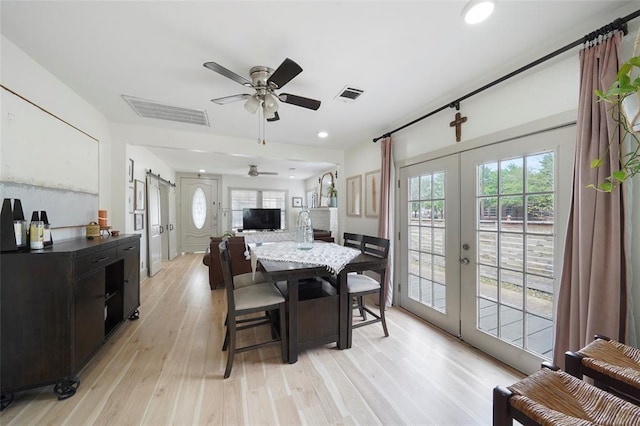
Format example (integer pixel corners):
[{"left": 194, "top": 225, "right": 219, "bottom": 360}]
[{"left": 229, "top": 189, "right": 287, "bottom": 230}]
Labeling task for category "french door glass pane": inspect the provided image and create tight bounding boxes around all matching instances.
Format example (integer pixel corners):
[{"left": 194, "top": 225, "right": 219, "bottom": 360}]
[
  {"left": 407, "top": 170, "right": 447, "bottom": 314},
  {"left": 475, "top": 151, "right": 555, "bottom": 358}
]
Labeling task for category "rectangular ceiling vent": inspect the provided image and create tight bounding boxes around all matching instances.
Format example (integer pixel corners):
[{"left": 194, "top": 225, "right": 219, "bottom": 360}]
[
  {"left": 122, "top": 95, "right": 210, "bottom": 126},
  {"left": 335, "top": 86, "right": 364, "bottom": 102}
]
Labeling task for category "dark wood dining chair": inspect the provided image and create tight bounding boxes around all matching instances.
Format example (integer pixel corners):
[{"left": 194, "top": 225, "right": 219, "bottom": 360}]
[
  {"left": 342, "top": 233, "right": 366, "bottom": 317},
  {"left": 343, "top": 232, "right": 364, "bottom": 250},
  {"left": 218, "top": 240, "right": 287, "bottom": 379},
  {"left": 347, "top": 235, "right": 390, "bottom": 338}
]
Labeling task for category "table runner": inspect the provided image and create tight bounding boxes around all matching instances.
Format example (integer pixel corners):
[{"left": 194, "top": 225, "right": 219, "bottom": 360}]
[{"left": 251, "top": 241, "right": 360, "bottom": 275}]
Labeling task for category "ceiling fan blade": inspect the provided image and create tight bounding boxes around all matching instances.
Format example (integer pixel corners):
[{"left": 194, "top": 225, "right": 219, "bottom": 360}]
[
  {"left": 279, "top": 93, "right": 321, "bottom": 110},
  {"left": 267, "top": 58, "right": 302, "bottom": 89},
  {"left": 210, "top": 94, "right": 252, "bottom": 105},
  {"left": 266, "top": 111, "right": 280, "bottom": 122},
  {"left": 259, "top": 171, "right": 278, "bottom": 175},
  {"left": 203, "top": 62, "right": 252, "bottom": 87}
]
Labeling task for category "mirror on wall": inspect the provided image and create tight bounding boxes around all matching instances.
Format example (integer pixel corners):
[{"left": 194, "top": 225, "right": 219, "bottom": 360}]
[{"left": 319, "top": 172, "right": 334, "bottom": 207}]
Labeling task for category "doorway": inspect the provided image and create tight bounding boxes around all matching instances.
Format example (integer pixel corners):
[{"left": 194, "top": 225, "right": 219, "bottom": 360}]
[
  {"left": 180, "top": 176, "right": 220, "bottom": 253},
  {"left": 399, "top": 125, "right": 575, "bottom": 374}
]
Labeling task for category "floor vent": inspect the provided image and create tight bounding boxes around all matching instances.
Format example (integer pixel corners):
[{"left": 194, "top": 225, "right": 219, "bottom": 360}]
[
  {"left": 335, "top": 86, "right": 364, "bottom": 102},
  {"left": 122, "top": 95, "right": 210, "bottom": 126}
]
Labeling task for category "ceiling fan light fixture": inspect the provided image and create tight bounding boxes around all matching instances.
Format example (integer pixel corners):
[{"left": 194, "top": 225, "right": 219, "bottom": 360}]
[
  {"left": 263, "top": 93, "right": 279, "bottom": 114},
  {"left": 244, "top": 95, "right": 260, "bottom": 114},
  {"left": 264, "top": 109, "right": 277, "bottom": 120},
  {"left": 462, "top": 0, "right": 495, "bottom": 24}
]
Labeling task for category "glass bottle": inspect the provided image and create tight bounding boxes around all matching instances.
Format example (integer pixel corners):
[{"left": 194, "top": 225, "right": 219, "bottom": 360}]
[
  {"left": 29, "top": 211, "right": 44, "bottom": 250},
  {"left": 295, "top": 207, "right": 314, "bottom": 250},
  {"left": 41, "top": 210, "right": 53, "bottom": 247}
]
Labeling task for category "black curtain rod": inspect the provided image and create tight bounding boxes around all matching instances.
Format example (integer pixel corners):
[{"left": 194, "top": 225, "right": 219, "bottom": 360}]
[
  {"left": 146, "top": 170, "right": 175, "bottom": 187},
  {"left": 372, "top": 9, "right": 640, "bottom": 143}
]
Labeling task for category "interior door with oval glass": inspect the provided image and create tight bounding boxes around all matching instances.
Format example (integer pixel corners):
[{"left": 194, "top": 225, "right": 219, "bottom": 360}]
[{"left": 180, "top": 177, "right": 218, "bottom": 253}]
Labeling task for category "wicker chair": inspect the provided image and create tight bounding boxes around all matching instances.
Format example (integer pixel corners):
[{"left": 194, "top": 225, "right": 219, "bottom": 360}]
[
  {"left": 493, "top": 363, "right": 640, "bottom": 425},
  {"left": 565, "top": 335, "right": 640, "bottom": 404}
]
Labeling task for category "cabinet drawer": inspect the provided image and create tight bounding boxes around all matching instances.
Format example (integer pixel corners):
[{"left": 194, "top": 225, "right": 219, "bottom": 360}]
[
  {"left": 116, "top": 240, "right": 140, "bottom": 257},
  {"left": 75, "top": 247, "right": 117, "bottom": 277}
]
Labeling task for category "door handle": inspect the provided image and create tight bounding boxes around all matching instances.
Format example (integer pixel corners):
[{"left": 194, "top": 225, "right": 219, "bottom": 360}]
[
  {"left": 459, "top": 257, "right": 470, "bottom": 265},
  {"left": 159, "top": 225, "right": 164, "bottom": 234}
]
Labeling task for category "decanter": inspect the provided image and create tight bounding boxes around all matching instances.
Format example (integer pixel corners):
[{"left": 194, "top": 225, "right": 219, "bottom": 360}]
[{"left": 295, "top": 207, "right": 314, "bottom": 250}]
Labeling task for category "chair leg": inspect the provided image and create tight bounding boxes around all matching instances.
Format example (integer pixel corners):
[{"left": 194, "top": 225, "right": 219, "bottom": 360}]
[
  {"left": 378, "top": 289, "right": 389, "bottom": 337},
  {"left": 222, "top": 327, "right": 229, "bottom": 351},
  {"left": 357, "top": 296, "right": 366, "bottom": 319},
  {"left": 492, "top": 386, "right": 514, "bottom": 426},
  {"left": 222, "top": 312, "right": 229, "bottom": 351},
  {"left": 348, "top": 293, "right": 355, "bottom": 348},
  {"left": 224, "top": 318, "right": 236, "bottom": 379}
]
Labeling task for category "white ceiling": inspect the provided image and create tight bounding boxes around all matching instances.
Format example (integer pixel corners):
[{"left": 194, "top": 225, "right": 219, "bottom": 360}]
[{"left": 1, "top": 1, "right": 637, "bottom": 179}]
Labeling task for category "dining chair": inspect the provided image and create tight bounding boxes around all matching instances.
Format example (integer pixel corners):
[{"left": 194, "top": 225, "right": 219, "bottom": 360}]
[
  {"left": 343, "top": 232, "right": 364, "bottom": 250},
  {"left": 347, "top": 235, "right": 390, "bottom": 338},
  {"left": 218, "top": 240, "right": 287, "bottom": 379},
  {"left": 342, "top": 233, "right": 366, "bottom": 317}
]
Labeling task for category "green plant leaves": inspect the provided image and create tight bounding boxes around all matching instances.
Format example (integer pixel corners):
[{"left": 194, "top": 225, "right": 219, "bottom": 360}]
[{"left": 589, "top": 55, "right": 640, "bottom": 193}]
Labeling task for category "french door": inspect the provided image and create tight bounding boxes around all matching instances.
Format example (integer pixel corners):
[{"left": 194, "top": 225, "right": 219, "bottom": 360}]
[
  {"left": 399, "top": 155, "right": 461, "bottom": 335},
  {"left": 399, "top": 125, "right": 574, "bottom": 374}
]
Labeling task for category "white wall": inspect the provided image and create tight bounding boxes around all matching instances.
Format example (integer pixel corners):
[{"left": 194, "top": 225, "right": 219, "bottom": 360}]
[
  {"left": 344, "top": 23, "right": 640, "bottom": 344},
  {"left": 2, "top": 35, "right": 176, "bottom": 280},
  {"left": 123, "top": 144, "right": 176, "bottom": 277},
  {"left": 1, "top": 35, "right": 113, "bottom": 241}
]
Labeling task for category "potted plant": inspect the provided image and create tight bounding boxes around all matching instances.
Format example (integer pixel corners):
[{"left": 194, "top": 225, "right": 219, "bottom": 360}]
[
  {"left": 327, "top": 183, "right": 338, "bottom": 207},
  {"left": 591, "top": 33, "right": 640, "bottom": 192}
]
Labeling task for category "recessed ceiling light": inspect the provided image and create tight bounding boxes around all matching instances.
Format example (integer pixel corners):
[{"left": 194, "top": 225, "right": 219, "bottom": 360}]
[
  {"left": 289, "top": 175, "right": 295, "bottom": 179},
  {"left": 317, "top": 131, "right": 329, "bottom": 138},
  {"left": 462, "top": 0, "right": 495, "bottom": 24},
  {"left": 198, "top": 169, "right": 206, "bottom": 173}
]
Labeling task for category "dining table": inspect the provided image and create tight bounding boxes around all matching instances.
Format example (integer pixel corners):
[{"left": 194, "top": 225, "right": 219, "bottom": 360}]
[{"left": 250, "top": 241, "right": 387, "bottom": 363}]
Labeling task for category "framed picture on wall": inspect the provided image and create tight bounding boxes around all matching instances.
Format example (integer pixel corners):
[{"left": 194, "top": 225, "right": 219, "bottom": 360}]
[
  {"left": 292, "top": 196, "right": 303, "bottom": 208},
  {"left": 134, "top": 213, "right": 144, "bottom": 230},
  {"left": 365, "top": 170, "right": 381, "bottom": 218},
  {"left": 128, "top": 158, "right": 134, "bottom": 182},
  {"left": 128, "top": 185, "right": 134, "bottom": 214},
  {"left": 134, "top": 179, "right": 145, "bottom": 211},
  {"left": 346, "top": 174, "right": 362, "bottom": 217}
]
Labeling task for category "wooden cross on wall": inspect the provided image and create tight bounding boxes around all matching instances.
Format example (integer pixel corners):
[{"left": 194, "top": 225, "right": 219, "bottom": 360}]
[{"left": 449, "top": 111, "right": 468, "bottom": 142}]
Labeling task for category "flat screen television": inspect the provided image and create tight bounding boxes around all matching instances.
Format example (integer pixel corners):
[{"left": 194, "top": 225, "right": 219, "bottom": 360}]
[{"left": 242, "top": 208, "right": 281, "bottom": 231}]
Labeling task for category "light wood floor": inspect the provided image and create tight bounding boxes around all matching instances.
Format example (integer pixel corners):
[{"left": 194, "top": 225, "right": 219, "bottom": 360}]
[{"left": 1, "top": 253, "right": 524, "bottom": 425}]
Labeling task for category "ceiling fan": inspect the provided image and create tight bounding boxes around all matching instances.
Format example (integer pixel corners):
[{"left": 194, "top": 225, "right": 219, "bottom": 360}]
[
  {"left": 203, "top": 58, "right": 321, "bottom": 122},
  {"left": 248, "top": 165, "right": 278, "bottom": 177}
]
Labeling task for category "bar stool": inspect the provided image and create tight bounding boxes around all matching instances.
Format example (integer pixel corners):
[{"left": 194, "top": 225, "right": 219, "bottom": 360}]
[
  {"left": 565, "top": 335, "right": 640, "bottom": 404},
  {"left": 493, "top": 363, "right": 640, "bottom": 425}
]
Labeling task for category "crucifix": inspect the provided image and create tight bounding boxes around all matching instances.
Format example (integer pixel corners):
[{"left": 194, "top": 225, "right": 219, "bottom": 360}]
[{"left": 449, "top": 103, "right": 467, "bottom": 142}]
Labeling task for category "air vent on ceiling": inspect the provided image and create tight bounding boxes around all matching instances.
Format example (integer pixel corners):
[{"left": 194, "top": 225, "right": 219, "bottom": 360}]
[
  {"left": 122, "top": 95, "right": 210, "bottom": 126},
  {"left": 335, "top": 86, "right": 364, "bottom": 102}
]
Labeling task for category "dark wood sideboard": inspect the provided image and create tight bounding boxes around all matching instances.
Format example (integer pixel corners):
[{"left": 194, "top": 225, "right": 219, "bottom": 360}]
[{"left": 0, "top": 235, "right": 141, "bottom": 409}]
